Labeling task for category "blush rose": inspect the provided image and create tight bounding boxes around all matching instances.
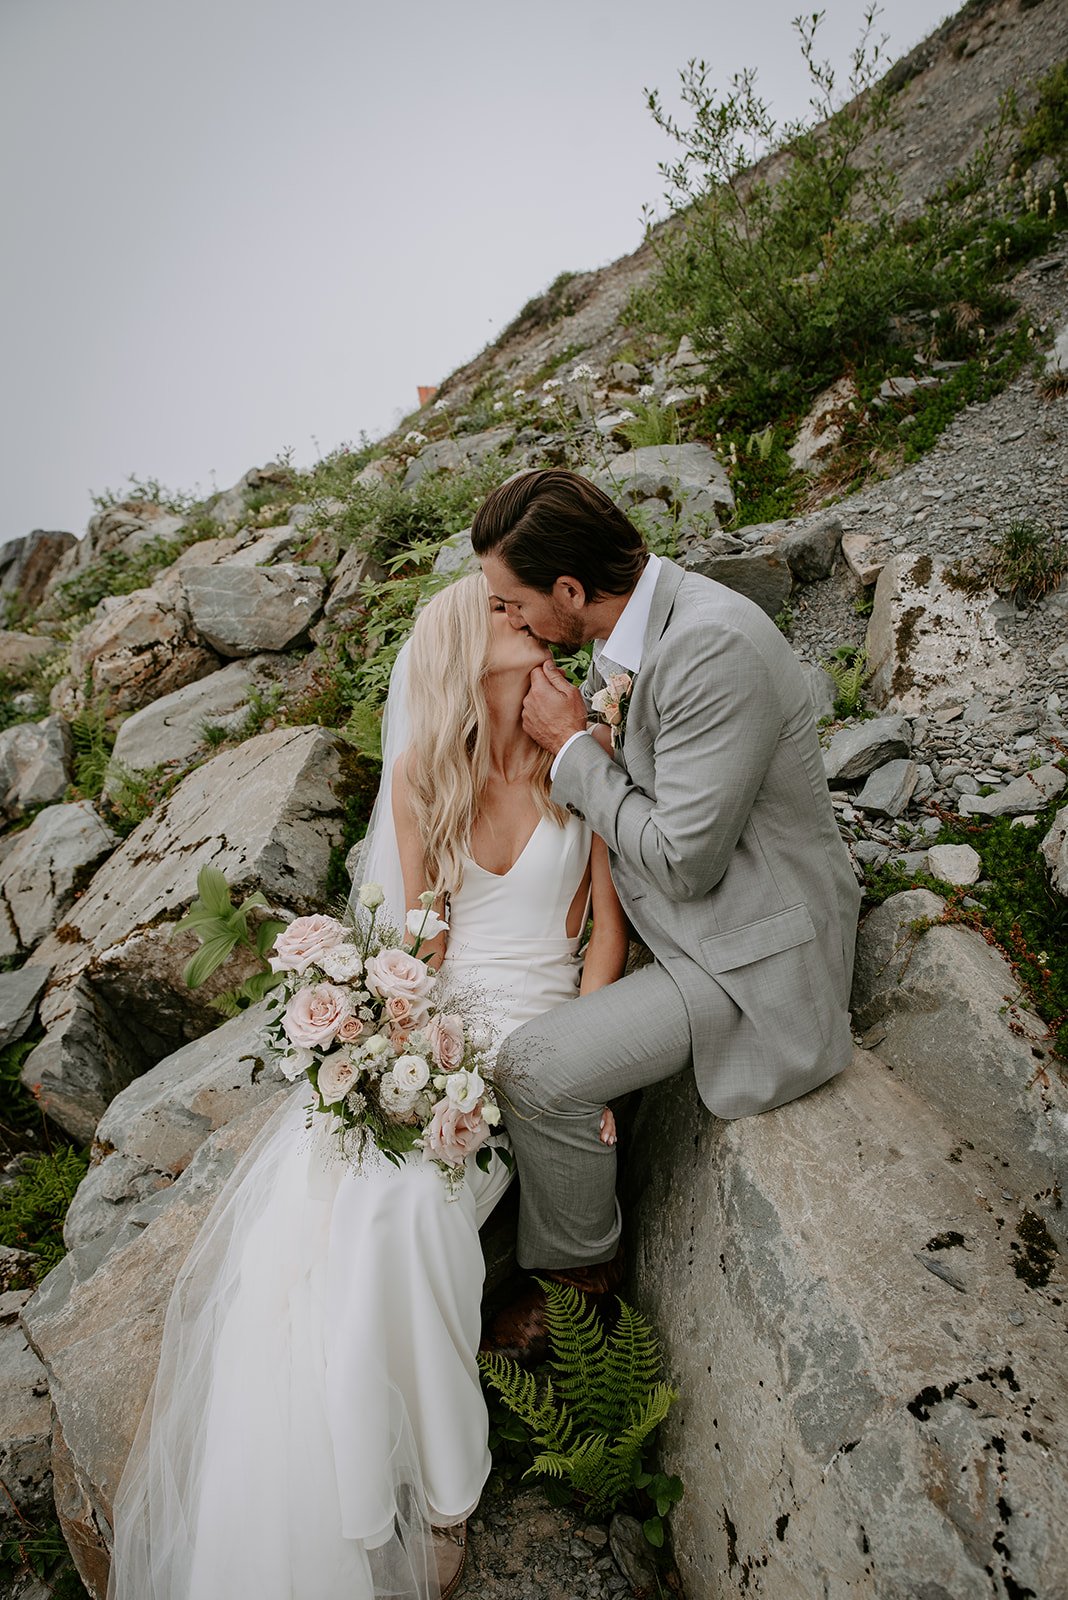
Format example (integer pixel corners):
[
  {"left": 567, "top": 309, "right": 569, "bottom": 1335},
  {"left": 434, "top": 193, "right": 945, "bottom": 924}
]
[
  {"left": 425, "top": 1101, "right": 490, "bottom": 1166},
  {"left": 282, "top": 983, "right": 352, "bottom": 1048}
]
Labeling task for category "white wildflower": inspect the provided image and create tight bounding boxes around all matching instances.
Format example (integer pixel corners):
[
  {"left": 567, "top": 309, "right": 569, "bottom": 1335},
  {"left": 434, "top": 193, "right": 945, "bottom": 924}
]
[
  {"left": 542, "top": 377, "right": 562, "bottom": 391},
  {"left": 569, "top": 362, "right": 595, "bottom": 382},
  {"left": 638, "top": 384, "right": 656, "bottom": 400},
  {"left": 403, "top": 430, "right": 427, "bottom": 447},
  {"left": 433, "top": 398, "right": 449, "bottom": 412},
  {"left": 492, "top": 400, "right": 505, "bottom": 412},
  {"left": 512, "top": 388, "right": 526, "bottom": 400}
]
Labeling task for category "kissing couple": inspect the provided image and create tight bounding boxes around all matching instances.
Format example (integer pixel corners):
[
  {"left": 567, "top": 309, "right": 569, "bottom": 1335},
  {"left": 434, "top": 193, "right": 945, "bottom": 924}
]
[{"left": 106, "top": 468, "right": 861, "bottom": 1600}]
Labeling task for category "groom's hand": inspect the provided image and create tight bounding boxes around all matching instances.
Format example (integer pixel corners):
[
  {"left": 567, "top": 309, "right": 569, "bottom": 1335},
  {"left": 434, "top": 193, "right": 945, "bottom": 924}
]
[{"left": 523, "top": 660, "right": 588, "bottom": 754}]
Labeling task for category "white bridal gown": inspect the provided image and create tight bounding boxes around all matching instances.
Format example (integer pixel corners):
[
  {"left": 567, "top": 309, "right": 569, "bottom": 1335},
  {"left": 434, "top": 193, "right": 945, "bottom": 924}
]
[{"left": 107, "top": 812, "right": 591, "bottom": 1600}]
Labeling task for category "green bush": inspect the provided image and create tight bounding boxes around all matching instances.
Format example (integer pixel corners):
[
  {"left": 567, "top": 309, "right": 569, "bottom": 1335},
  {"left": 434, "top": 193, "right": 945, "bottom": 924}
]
[
  {"left": 0, "top": 1146, "right": 89, "bottom": 1279},
  {"left": 630, "top": 17, "right": 1066, "bottom": 454}
]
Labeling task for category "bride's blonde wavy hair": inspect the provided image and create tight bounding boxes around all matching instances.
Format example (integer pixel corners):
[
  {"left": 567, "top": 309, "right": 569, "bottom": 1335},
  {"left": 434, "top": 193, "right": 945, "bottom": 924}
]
[{"left": 404, "top": 572, "right": 563, "bottom": 897}]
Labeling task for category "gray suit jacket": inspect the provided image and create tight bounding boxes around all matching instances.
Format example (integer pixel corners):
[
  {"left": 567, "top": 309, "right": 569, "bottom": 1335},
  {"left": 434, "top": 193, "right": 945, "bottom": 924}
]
[{"left": 551, "top": 557, "right": 861, "bottom": 1119}]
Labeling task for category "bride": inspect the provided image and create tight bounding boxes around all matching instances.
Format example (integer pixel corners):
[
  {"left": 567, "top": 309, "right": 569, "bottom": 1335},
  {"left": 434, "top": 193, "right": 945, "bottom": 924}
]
[{"left": 106, "top": 572, "right": 628, "bottom": 1600}]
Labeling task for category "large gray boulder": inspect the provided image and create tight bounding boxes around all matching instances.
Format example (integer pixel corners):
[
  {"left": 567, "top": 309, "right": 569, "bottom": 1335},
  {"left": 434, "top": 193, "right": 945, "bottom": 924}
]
[
  {"left": 0, "top": 631, "right": 58, "bottom": 675},
  {"left": 593, "top": 442, "right": 734, "bottom": 528},
  {"left": 1041, "top": 803, "right": 1068, "bottom": 895},
  {"left": 66, "top": 1002, "right": 286, "bottom": 1276},
  {"left": 108, "top": 654, "right": 291, "bottom": 779},
  {"left": 0, "top": 802, "right": 117, "bottom": 958},
  {"left": 0, "top": 530, "right": 76, "bottom": 616},
  {"left": 866, "top": 553, "right": 1025, "bottom": 713},
  {"left": 958, "top": 763, "right": 1066, "bottom": 818},
  {"left": 182, "top": 563, "right": 325, "bottom": 656},
  {"left": 680, "top": 546, "right": 792, "bottom": 618},
  {"left": 851, "top": 889, "right": 1067, "bottom": 1249},
  {"left": 0, "top": 1284, "right": 53, "bottom": 1540},
  {"left": 21, "top": 1091, "right": 289, "bottom": 1597},
  {"left": 0, "top": 716, "right": 72, "bottom": 818},
  {"left": 626, "top": 1050, "right": 1067, "bottom": 1600},
  {"left": 40, "top": 503, "right": 185, "bottom": 608},
  {"left": 822, "top": 714, "right": 912, "bottom": 785},
  {"left": 23, "top": 726, "right": 347, "bottom": 1140},
  {"left": 402, "top": 427, "right": 513, "bottom": 491},
  {"left": 0, "top": 966, "right": 49, "bottom": 1049},
  {"left": 779, "top": 514, "right": 843, "bottom": 583},
  {"left": 66, "top": 585, "right": 219, "bottom": 714}
]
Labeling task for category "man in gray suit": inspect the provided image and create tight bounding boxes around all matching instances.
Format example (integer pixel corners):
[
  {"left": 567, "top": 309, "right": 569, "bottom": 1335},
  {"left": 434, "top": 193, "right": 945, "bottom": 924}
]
[{"left": 472, "top": 468, "right": 860, "bottom": 1353}]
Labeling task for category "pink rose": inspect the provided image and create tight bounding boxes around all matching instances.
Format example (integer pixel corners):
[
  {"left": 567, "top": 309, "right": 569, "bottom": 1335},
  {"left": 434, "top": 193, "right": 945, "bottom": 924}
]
[
  {"left": 270, "top": 915, "right": 348, "bottom": 975},
  {"left": 365, "top": 948, "right": 434, "bottom": 1009},
  {"left": 425, "top": 1101, "right": 490, "bottom": 1167},
  {"left": 385, "top": 994, "right": 422, "bottom": 1030},
  {"left": 607, "top": 672, "right": 632, "bottom": 701},
  {"left": 425, "top": 1013, "right": 465, "bottom": 1072},
  {"left": 282, "top": 983, "right": 352, "bottom": 1048},
  {"left": 317, "top": 1049, "right": 357, "bottom": 1104},
  {"left": 336, "top": 1014, "right": 366, "bottom": 1043}
]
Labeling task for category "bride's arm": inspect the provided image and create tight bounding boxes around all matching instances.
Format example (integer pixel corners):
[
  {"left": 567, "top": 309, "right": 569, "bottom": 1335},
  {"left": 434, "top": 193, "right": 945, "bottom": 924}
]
[
  {"left": 579, "top": 834, "right": 627, "bottom": 997},
  {"left": 391, "top": 755, "right": 448, "bottom": 969}
]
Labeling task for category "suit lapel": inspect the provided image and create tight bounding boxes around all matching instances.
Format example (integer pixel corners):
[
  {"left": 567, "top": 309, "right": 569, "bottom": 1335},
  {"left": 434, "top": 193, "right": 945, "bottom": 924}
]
[{"left": 641, "top": 557, "right": 686, "bottom": 660}]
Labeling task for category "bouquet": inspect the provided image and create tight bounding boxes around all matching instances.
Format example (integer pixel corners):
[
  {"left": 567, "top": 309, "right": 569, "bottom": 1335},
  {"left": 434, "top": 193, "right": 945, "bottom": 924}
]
[{"left": 263, "top": 884, "right": 511, "bottom": 1196}]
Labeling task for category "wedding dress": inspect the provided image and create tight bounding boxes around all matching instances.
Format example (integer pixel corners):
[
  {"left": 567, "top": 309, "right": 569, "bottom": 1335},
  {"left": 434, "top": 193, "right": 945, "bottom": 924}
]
[{"left": 107, "top": 811, "right": 591, "bottom": 1600}]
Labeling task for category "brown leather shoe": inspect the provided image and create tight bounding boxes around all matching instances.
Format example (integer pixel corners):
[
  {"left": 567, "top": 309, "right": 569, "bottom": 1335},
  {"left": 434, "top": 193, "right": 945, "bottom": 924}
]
[
  {"left": 431, "top": 1519, "right": 466, "bottom": 1600},
  {"left": 480, "top": 1247, "right": 624, "bottom": 1366}
]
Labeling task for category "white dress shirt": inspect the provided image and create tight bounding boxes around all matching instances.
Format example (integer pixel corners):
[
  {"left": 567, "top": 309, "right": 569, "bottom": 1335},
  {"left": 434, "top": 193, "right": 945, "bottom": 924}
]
[{"left": 550, "top": 553, "right": 662, "bottom": 778}]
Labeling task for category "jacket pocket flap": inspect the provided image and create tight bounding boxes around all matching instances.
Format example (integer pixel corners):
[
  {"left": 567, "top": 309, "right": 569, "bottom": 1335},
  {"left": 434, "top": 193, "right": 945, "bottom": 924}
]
[{"left": 700, "top": 905, "right": 816, "bottom": 973}]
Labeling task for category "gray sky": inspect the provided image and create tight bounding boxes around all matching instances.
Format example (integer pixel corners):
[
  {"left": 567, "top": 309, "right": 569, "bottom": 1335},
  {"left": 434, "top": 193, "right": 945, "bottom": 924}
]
[{"left": 1, "top": 0, "right": 941, "bottom": 544}]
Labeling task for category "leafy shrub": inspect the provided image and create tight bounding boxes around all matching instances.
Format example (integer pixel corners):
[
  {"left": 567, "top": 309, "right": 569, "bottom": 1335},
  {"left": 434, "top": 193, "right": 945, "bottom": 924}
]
[
  {"left": 630, "top": 17, "right": 1066, "bottom": 457},
  {"left": 617, "top": 399, "right": 680, "bottom": 449},
  {"left": 479, "top": 1281, "right": 681, "bottom": 1545},
  {"left": 984, "top": 519, "right": 1067, "bottom": 604},
  {"left": 0, "top": 1146, "right": 89, "bottom": 1278}
]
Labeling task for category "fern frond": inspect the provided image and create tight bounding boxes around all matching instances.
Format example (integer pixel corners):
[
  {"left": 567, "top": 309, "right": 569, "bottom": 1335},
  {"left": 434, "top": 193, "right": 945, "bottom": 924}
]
[
  {"left": 588, "top": 1300, "right": 663, "bottom": 1436},
  {"left": 540, "top": 1279, "right": 610, "bottom": 1428}
]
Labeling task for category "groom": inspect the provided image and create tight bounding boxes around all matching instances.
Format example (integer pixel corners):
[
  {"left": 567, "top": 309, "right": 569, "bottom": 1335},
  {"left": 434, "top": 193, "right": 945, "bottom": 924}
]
[{"left": 471, "top": 468, "right": 861, "bottom": 1353}]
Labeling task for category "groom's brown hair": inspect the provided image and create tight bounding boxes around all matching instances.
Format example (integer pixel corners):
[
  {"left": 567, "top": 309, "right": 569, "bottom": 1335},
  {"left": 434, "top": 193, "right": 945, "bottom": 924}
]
[{"left": 470, "top": 469, "right": 647, "bottom": 600}]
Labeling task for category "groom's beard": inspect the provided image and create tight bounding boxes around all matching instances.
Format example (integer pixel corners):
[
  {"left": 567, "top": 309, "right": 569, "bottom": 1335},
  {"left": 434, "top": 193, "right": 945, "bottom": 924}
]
[{"left": 537, "top": 603, "right": 587, "bottom": 651}]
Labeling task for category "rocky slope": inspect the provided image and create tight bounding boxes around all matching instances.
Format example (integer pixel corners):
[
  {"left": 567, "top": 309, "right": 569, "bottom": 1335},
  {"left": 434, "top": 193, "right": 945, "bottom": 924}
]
[{"left": 0, "top": 1, "right": 1066, "bottom": 1597}]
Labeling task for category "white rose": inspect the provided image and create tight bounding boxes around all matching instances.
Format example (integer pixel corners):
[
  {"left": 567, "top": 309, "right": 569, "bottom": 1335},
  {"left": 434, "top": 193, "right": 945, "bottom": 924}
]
[
  {"left": 358, "top": 882, "right": 385, "bottom": 910},
  {"left": 481, "top": 1099, "right": 502, "bottom": 1128},
  {"left": 444, "top": 1069, "right": 485, "bottom": 1113},
  {"left": 278, "top": 1047, "right": 315, "bottom": 1082},
  {"left": 269, "top": 914, "right": 348, "bottom": 975},
  {"left": 318, "top": 1050, "right": 357, "bottom": 1105},
  {"left": 379, "top": 1075, "right": 420, "bottom": 1119},
  {"left": 393, "top": 1054, "right": 430, "bottom": 1092},
  {"left": 363, "top": 1032, "right": 391, "bottom": 1059},
  {"left": 405, "top": 906, "right": 449, "bottom": 942},
  {"left": 318, "top": 944, "right": 365, "bottom": 982},
  {"left": 365, "top": 948, "right": 435, "bottom": 1007}
]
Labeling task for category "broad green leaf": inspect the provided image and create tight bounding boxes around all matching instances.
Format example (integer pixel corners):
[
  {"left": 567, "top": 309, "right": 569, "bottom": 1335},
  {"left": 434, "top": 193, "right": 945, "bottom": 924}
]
[
  {"left": 643, "top": 1517, "right": 665, "bottom": 1548},
  {"left": 183, "top": 929, "right": 239, "bottom": 990},
  {"left": 256, "top": 919, "right": 287, "bottom": 959},
  {"left": 194, "top": 865, "right": 234, "bottom": 919}
]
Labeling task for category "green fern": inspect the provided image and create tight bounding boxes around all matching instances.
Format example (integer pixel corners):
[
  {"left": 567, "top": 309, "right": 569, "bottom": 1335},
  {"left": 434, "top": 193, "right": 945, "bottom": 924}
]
[
  {"left": 0, "top": 1146, "right": 90, "bottom": 1278},
  {"left": 820, "top": 646, "right": 870, "bottom": 718},
  {"left": 478, "top": 1281, "right": 680, "bottom": 1519},
  {"left": 69, "top": 700, "right": 115, "bottom": 799}
]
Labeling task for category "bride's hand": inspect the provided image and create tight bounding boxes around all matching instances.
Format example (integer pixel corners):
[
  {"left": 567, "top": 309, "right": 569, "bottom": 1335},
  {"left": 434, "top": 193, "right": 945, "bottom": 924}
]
[{"left": 599, "top": 1107, "right": 617, "bottom": 1146}]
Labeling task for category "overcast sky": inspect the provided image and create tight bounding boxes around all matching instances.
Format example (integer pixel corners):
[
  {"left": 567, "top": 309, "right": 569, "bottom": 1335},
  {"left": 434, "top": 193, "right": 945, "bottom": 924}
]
[{"left": 1, "top": 0, "right": 942, "bottom": 544}]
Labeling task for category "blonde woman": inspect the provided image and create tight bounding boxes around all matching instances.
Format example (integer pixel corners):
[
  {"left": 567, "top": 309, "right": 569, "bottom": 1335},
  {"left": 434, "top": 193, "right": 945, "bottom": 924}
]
[{"left": 107, "top": 572, "right": 628, "bottom": 1600}]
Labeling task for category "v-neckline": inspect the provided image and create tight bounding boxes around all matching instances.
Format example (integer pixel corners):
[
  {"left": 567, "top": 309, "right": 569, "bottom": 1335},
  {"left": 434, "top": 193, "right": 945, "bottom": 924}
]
[{"left": 466, "top": 817, "right": 545, "bottom": 880}]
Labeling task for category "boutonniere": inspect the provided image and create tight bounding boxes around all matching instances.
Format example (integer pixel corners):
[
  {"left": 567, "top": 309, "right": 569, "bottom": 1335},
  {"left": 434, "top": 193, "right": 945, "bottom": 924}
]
[{"left": 590, "top": 672, "right": 633, "bottom": 749}]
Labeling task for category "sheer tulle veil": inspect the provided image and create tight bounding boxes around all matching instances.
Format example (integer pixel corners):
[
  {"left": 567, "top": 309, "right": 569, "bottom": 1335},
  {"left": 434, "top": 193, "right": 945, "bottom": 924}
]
[{"left": 106, "top": 637, "right": 445, "bottom": 1600}]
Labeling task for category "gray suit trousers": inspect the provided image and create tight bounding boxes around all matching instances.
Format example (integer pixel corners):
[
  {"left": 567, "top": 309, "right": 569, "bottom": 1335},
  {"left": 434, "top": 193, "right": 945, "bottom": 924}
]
[{"left": 496, "top": 962, "right": 705, "bottom": 1269}]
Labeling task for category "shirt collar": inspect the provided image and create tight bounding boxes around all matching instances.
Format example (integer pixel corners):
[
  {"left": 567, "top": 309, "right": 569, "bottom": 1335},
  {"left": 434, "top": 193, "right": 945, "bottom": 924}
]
[{"left": 594, "top": 552, "right": 662, "bottom": 675}]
